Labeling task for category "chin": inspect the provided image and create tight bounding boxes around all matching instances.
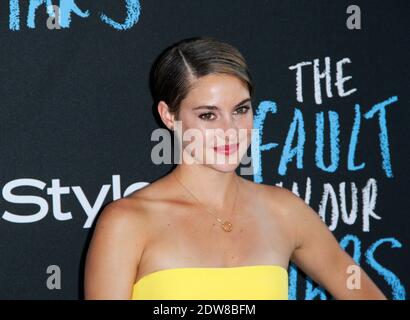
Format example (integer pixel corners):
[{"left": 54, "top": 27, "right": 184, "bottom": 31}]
[
  {"left": 201, "top": 148, "right": 247, "bottom": 172},
  {"left": 186, "top": 143, "right": 250, "bottom": 171},
  {"left": 204, "top": 162, "right": 240, "bottom": 173},
  {"left": 191, "top": 152, "right": 241, "bottom": 172}
]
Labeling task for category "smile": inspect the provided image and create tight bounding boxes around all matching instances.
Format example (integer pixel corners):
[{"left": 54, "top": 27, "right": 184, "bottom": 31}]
[{"left": 213, "top": 143, "right": 239, "bottom": 155}]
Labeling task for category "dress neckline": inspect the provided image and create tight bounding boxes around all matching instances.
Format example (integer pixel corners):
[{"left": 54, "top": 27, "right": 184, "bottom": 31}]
[{"left": 133, "top": 264, "right": 288, "bottom": 287}]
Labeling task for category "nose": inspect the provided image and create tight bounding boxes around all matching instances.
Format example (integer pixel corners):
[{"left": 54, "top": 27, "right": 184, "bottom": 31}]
[{"left": 219, "top": 114, "right": 238, "bottom": 143}]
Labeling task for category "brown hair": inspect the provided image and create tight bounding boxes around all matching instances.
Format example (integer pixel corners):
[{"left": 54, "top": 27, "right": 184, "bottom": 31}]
[{"left": 149, "top": 36, "right": 254, "bottom": 120}]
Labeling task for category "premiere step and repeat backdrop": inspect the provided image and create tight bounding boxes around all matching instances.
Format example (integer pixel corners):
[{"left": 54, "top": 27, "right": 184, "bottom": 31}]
[{"left": 0, "top": 1, "right": 408, "bottom": 299}]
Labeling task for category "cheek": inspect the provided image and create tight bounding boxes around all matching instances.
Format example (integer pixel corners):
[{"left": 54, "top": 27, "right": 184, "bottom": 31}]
[
  {"left": 244, "top": 117, "right": 253, "bottom": 130},
  {"left": 180, "top": 126, "right": 208, "bottom": 149},
  {"left": 238, "top": 115, "right": 253, "bottom": 137},
  {"left": 204, "top": 129, "right": 218, "bottom": 148}
]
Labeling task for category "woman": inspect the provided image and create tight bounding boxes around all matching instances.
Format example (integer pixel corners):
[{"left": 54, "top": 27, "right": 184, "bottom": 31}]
[{"left": 84, "top": 36, "right": 386, "bottom": 300}]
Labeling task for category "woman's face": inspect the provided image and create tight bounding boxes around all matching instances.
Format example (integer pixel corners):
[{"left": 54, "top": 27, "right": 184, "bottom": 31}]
[{"left": 174, "top": 73, "right": 253, "bottom": 172}]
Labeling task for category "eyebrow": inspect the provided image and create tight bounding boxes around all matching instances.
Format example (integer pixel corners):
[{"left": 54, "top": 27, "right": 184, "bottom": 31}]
[{"left": 192, "top": 98, "right": 251, "bottom": 111}]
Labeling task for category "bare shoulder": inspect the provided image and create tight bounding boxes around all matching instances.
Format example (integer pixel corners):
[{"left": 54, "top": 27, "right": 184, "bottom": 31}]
[
  {"left": 96, "top": 197, "right": 148, "bottom": 234},
  {"left": 258, "top": 182, "right": 318, "bottom": 224},
  {"left": 95, "top": 178, "right": 173, "bottom": 234},
  {"left": 253, "top": 182, "right": 334, "bottom": 250},
  {"left": 84, "top": 195, "right": 151, "bottom": 298},
  {"left": 98, "top": 175, "right": 169, "bottom": 226},
  {"left": 242, "top": 179, "right": 311, "bottom": 247},
  {"left": 241, "top": 178, "right": 304, "bottom": 215},
  {"left": 88, "top": 196, "right": 151, "bottom": 263}
]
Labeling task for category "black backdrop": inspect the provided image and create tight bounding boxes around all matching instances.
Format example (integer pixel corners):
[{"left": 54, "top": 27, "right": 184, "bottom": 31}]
[{"left": 0, "top": 0, "right": 408, "bottom": 299}]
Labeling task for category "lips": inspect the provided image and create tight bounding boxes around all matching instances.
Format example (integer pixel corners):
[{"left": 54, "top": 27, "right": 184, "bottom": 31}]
[{"left": 213, "top": 143, "right": 239, "bottom": 155}]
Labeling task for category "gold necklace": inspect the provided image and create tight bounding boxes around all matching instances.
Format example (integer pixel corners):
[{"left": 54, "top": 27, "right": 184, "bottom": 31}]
[{"left": 172, "top": 172, "right": 239, "bottom": 232}]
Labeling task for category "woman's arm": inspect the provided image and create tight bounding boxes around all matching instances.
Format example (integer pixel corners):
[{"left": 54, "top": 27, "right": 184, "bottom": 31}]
[
  {"left": 84, "top": 199, "right": 146, "bottom": 299},
  {"left": 280, "top": 187, "right": 387, "bottom": 300}
]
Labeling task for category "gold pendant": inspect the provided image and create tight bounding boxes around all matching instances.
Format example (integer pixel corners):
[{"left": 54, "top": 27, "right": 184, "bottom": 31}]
[{"left": 222, "top": 221, "right": 233, "bottom": 232}]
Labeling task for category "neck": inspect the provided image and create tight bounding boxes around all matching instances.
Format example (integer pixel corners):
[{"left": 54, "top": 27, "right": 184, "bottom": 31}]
[{"left": 171, "top": 162, "right": 240, "bottom": 212}]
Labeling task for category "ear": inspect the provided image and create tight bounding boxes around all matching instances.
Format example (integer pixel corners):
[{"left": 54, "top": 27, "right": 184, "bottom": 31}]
[{"left": 157, "top": 101, "right": 176, "bottom": 131}]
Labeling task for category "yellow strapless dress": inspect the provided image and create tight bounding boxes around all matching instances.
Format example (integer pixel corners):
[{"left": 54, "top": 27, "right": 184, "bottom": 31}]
[{"left": 131, "top": 265, "right": 288, "bottom": 300}]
